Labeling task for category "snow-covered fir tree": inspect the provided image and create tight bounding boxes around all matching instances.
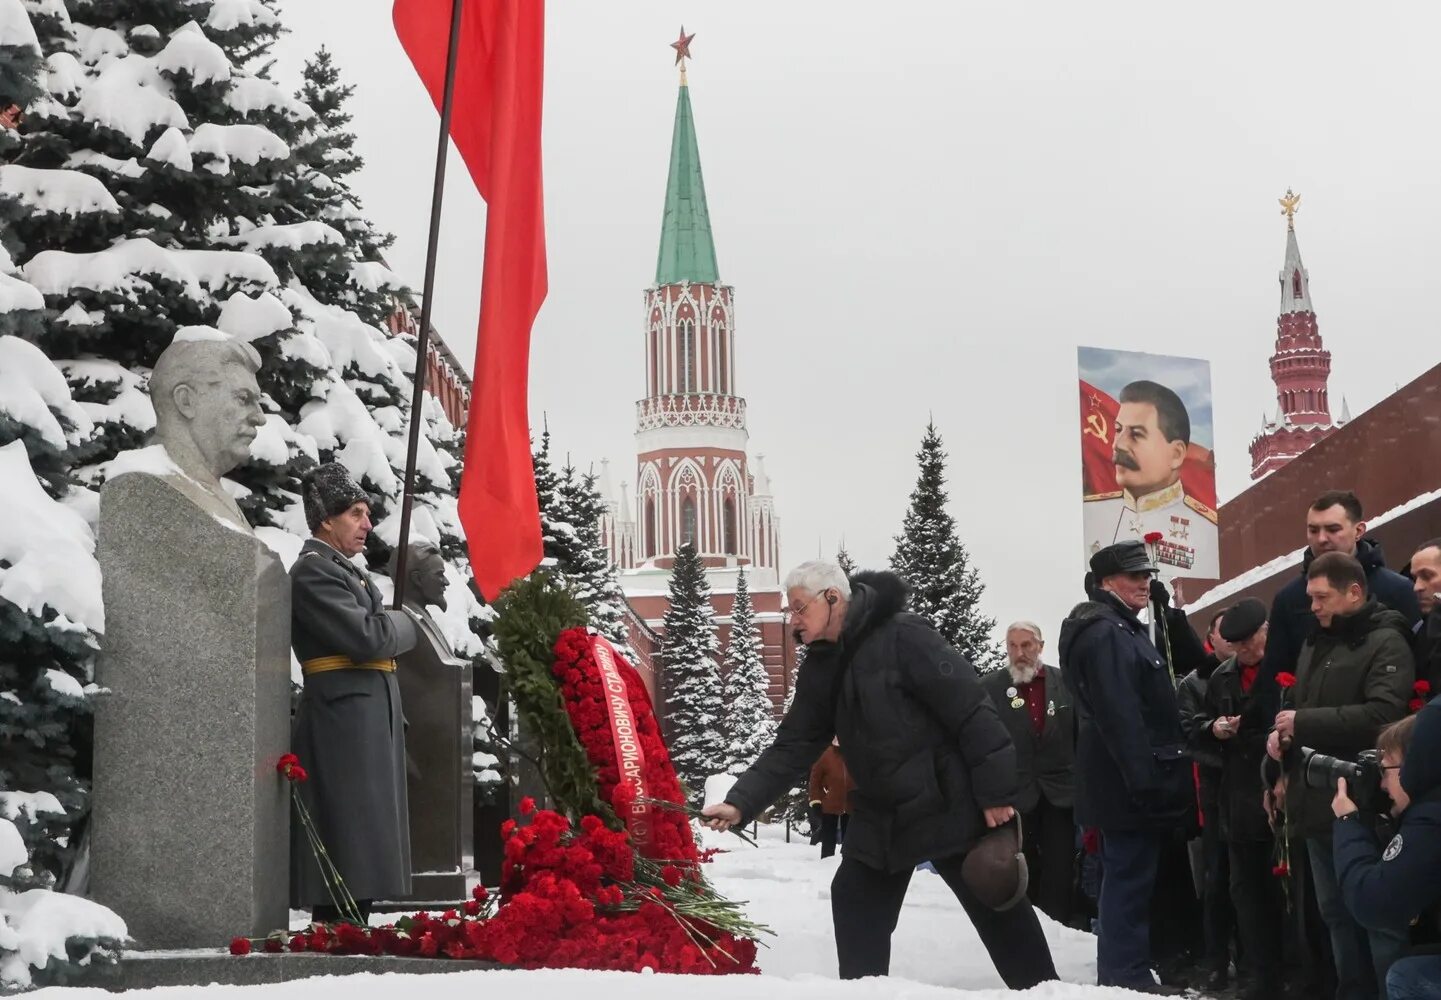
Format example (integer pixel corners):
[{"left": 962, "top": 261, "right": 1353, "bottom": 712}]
[
  {"left": 0, "top": 5, "right": 123, "bottom": 988},
  {"left": 557, "top": 462, "right": 634, "bottom": 658},
  {"left": 774, "top": 643, "right": 812, "bottom": 834},
  {"left": 0, "top": 1, "right": 488, "bottom": 984},
  {"left": 530, "top": 427, "right": 634, "bottom": 658},
  {"left": 659, "top": 542, "right": 723, "bottom": 805},
  {"left": 836, "top": 545, "right": 857, "bottom": 577},
  {"left": 718, "top": 568, "right": 776, "bottom": 775},
  {"left": 890, "top": 421, "right": 1002, "bottom": 671}
]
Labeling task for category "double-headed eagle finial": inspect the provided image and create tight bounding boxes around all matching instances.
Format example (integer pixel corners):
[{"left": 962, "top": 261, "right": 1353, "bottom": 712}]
[{"left": 1279, "top": 188, "right": 1301, "bottom": 230}]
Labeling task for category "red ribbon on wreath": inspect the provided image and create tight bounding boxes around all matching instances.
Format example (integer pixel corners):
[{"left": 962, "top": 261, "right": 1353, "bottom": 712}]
[{"left": 589, "top": 635, "right": 655, "bottom": 852}]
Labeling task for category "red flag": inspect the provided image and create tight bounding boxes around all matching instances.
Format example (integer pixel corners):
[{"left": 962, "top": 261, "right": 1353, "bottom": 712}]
[{"left": 393, "top": 0, "right": 547, "bottom": 600}]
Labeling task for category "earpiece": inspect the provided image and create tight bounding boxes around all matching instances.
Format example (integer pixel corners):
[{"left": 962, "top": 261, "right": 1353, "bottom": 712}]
[{"left": 826, "top": 592, "right": 836, "bottom": 605}]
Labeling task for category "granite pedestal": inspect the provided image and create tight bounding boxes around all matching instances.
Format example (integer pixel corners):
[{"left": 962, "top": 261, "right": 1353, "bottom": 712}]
[
  {"left": 92, "top": 472, "right": 292, "bottom": 948},
  {"left": 70, "top": 951, "right": 498, "bottom": 990},
  {"left": 394, "top": 615, "right": 475, "bottom": 903}
]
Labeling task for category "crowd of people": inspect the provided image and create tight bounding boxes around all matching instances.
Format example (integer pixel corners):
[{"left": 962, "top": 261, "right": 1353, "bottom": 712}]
[{"left": 705, "top": 488, "right": 1441, "bottom": 999}]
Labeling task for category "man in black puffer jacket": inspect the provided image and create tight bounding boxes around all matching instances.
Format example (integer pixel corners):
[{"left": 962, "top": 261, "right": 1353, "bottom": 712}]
[
  {"left": 1266, "top": 551, "right": 1415, "bottom": 1000},
  {"left": 1060, "top": 540, "right": 1195, "bottom": 995},
  {"left": 704, "top": 562, "right": 1057, "bottom": 987}
]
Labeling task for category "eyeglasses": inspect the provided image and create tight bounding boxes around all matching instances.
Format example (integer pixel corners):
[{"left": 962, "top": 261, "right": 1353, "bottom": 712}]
[{"left": 782, "top": 593, "right": 826, "bottom": 622}]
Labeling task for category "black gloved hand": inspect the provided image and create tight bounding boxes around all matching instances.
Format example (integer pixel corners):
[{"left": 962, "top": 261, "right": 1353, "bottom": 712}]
[
  {"left": 808, "top": 803, "right": 823, "bottom": 838},
  {"left": 1149, "top": 577, "right": 1172, "bottom": 608}
]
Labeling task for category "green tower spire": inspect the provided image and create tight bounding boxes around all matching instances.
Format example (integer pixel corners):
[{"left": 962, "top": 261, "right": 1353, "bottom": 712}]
[{"left": 654, "top": 72, "right": 720, "bottom": 286}]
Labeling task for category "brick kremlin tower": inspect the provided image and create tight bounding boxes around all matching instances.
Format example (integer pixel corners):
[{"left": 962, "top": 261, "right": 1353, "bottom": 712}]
[
  {"left": 598, "top": 31, "right": 793, "bottom": 711},
  {"left": 1249, "top": 190, "right": 1348, "bottom": 480}
]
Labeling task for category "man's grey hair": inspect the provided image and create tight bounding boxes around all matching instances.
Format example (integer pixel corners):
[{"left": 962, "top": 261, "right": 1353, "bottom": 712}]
[
  {"left": 1005, "top": 620, "right": 1044, "bottom": 643},
  {"left": 783, "top": 560, "right": 852, "bottom": 600},
  {"left": 150, "top": 337, "right": 262, "bottom": 429}
]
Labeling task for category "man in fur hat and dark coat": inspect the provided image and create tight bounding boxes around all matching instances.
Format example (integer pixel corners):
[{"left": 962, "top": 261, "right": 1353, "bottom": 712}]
[
  {"left": 290, "top": 462, "right": 419, "bottom": 922},
  {"left": 702, "top": 561, "right": 1057, "bottom": 988},
  {"left": 1060, "top": 540, "right": 1195, "bottom": 995}
]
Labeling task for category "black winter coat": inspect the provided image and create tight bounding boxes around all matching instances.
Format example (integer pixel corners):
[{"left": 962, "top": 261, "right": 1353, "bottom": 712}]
[
  {"left": 1412, "top": 604, "right": 1441, "bottom": 692},
  {"left": 725, "top": 571, "right": 1018, "bottom": 872},
  {"left": 1336, "top": 697, "right": 1441, "bottom": 949},
  {"left": 1059, "top": 591, "right": 1193, "bottom": 831},
  {"left": 1285, "top": 601, "right": 1415, "bottom": 838},
  {"left": 1261, "top": 539, "right": 1420, "bottom": 709},
  {"left": 1177, "top": 665, "right": 1220, "bottom": 809},
  {"left": 1192, "top": 658, "right": 1273, "bottom": 842},
  {"left": 980, "top": 664, "right": 1075, "bottom": 813}
]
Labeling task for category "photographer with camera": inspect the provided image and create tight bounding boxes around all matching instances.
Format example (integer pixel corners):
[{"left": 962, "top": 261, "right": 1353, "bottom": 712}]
[
  {"left": 1266, "top": 551, "right": 1415, "bottom": 1000},
  {"left": 1332, "top": 702, "right": 1441, "bottom": 999}
]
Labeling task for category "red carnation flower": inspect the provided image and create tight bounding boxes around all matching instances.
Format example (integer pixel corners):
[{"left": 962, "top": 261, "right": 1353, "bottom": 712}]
[
  {"left": 661, "top": 865, "right": 683, "bottom": 887},
  {"left": 288, "top": 934, "right": 307, "bottom": 952},
  {"left": 1275, "top": 672, "right": 1297, "bottom": 689},
  {"left": 472, "top": 884, "right": 489, "bottom": 902},
  {"left": 519, "top": 796, "right": 536, "bottom": 816},
  {"left": 1416, "top": 680, "right": 1431, "bottom": 695},
  {"left": 263, "top": 936, "right": 283, "bottom": 953},
  {"left": 1143, "top": 531, "right": 1164, "bottom": 544},
  {"left": 229, "top": 937, "right": 252, "bottom": 956},
  {"left": 276, "top": 753, "right": 308, "bottom": 783},
  {"left": 464, "top": 898, "right": 482, "bottom": 917},
  {"left": 1411, "top": 698, "right": 1425, "bottom": 713},
  {"left": 1272, "top": 863, "right": 1290, "bottom": 877}
]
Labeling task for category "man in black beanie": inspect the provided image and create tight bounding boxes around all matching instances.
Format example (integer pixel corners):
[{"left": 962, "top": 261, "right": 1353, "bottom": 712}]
[
  {"left": 1193, "top": 598, "right": 1283, "bottom": 999},
  {"left": 1060, "top": 540, "right": 1194, "bottom": 995},
  {"left": 290, "top": 461, "right": 419, "bottom": 923}
]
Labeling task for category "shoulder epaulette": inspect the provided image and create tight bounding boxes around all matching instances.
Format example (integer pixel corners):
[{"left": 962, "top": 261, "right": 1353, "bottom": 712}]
[{"left": 1184, "top": 494, "right": 1219, "bottom": 524}]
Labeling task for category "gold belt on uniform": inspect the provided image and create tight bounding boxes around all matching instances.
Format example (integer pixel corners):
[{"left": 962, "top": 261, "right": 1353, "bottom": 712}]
[{"left": 300, "top": 656, "right": 397, "bottom": 676}]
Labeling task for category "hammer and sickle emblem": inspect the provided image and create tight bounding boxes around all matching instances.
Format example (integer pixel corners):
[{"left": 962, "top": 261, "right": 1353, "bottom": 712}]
[{"left": 1084, "top": 413, "right": 1108, "bottom": 441}]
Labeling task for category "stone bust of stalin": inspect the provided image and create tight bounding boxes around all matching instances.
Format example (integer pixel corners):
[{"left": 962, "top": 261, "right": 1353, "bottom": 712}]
[{"left": 147, "top": 333, "right": 267, "bottom": 532}]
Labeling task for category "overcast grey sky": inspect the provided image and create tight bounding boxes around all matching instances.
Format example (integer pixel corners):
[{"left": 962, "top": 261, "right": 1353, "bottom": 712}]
[{"left": 273, "top": 1, "right": 1441, "bottom": 648}]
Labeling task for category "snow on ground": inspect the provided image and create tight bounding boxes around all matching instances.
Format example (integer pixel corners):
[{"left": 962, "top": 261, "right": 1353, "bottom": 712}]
[
  {"left": 699, "top": 824, "right": 1099, "bottom": 990},
  {"left": 30, "top": 825, "right": 1127, "bottom": 999}
]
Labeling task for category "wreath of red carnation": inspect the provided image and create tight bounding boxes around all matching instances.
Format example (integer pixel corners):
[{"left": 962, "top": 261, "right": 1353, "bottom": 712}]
[{"left": 551, "top": 627, "right": 699, "bottom": 866}]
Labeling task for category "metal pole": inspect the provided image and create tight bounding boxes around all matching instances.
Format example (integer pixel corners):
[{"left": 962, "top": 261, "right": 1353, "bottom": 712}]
[{"left": 393, "top": 0, "right": 466, "bottom": 610}]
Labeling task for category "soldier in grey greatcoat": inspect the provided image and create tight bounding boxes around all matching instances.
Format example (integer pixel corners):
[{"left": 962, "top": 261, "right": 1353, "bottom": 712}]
[{"left": 290, "top": 462, "right": 419, "bottom": 922}]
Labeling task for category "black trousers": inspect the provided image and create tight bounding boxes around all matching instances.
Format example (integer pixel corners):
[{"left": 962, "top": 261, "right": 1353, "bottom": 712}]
[
  {"left": 1200, "top": 816, "right": 1236, "bottom": 974},
  {"left": 1228, "top": 840, "right": 1283, "bottom": 988},
  {"left": 818, "top": 813, "right": 849, "bottom": 859},
  {"left": 1021, "top": 799, "right": 1076, "bottom": 925},
  {"left": 831, "top": 852, "right": 1058, "bottom": 987}
]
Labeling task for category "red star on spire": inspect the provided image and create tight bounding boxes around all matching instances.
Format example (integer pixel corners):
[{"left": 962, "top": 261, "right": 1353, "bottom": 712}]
[{"left": 671, "top": 26, "right": 695, "bottom": 66}]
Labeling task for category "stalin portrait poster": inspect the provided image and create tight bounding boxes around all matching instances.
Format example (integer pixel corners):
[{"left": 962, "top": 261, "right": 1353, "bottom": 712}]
[{"left": 1077, "top": 346, "right": 1219, "bottom": 579}]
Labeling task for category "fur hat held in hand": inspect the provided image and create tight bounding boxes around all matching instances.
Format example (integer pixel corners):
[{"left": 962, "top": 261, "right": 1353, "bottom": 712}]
[
  {"left": 303, "top": 462, "right": 368, "bottom": 533},
  {"left": 961, "top": 816, "right": 1029, "bottom": 911}
]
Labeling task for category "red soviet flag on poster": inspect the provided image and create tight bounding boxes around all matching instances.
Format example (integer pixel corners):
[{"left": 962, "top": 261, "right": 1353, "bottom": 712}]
[
  {"left": 393, "top": 0, "right": 547, "bottom": 600},
  {"left": 1078, "top": 379, "right": 1218, "bottom": 511}
]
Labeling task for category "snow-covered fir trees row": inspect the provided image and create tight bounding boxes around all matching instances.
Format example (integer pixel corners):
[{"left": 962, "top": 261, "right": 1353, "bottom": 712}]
[
  {"left": 658, "top": 544, "right": 777, "bottom": 807},
  {"left": 0, "top": 0, "right": 508, "bottom": 987}
]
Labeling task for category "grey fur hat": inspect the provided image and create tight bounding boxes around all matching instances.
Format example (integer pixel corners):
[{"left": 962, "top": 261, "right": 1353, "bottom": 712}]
[{"left": 303, "top": 462, "right": 368, "bottom": 532}]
